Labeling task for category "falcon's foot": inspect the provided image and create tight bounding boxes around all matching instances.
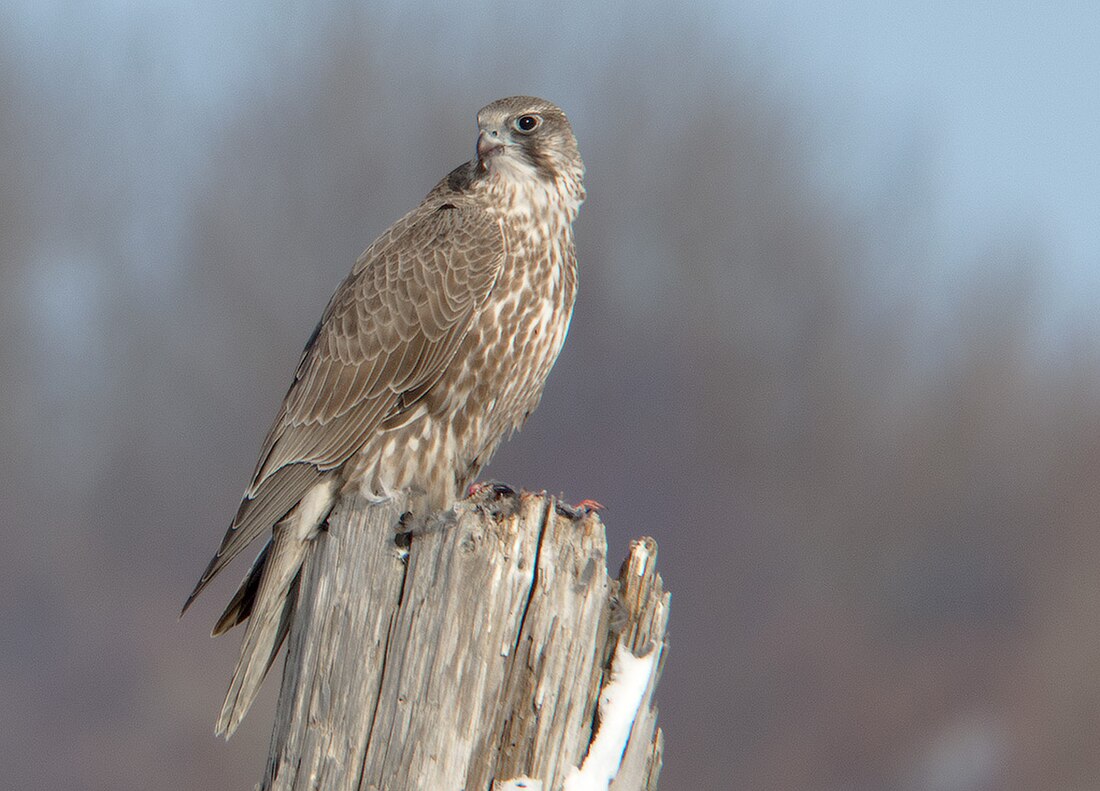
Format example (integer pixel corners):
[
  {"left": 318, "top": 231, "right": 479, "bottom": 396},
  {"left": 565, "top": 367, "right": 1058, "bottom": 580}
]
[
  {"left": 555, "top": 498, "right": 605, "bottom": 519},
  {"left": 465, "top": 480, "right": 517, "bottom": 500}
]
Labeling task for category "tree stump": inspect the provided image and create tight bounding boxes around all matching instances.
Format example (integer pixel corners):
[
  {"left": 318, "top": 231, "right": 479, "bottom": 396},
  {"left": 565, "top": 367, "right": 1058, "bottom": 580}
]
[{"left": 259, "top": 488, "right": 668, "bottom": 791}]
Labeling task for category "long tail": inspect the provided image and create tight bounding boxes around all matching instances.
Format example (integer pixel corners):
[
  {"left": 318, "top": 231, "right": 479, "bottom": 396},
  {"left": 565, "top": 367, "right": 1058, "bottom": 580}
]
[{"left": 214, "top": 480, "right": 335, "bottom": 738}]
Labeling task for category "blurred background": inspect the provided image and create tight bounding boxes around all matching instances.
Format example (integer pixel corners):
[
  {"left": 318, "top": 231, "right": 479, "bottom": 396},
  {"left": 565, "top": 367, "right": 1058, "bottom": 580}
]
[{"left": 2, "top": 1, "right": 1099, "bottom": 789}]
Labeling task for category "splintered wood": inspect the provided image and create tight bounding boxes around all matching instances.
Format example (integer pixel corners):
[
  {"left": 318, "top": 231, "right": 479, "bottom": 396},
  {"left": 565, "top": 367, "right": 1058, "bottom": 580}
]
[{"left": 261, "top": 490, "right": 668, "bottom": 791}]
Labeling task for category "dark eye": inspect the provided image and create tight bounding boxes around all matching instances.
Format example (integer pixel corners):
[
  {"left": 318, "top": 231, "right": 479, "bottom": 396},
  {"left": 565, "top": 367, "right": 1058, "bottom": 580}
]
[{"left": 514, "top": 114, "right": 540, "bottom": 132}]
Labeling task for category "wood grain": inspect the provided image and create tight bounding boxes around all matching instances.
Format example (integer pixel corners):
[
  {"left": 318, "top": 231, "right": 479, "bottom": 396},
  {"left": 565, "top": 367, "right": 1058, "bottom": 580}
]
[{"left": 258, "top": 489, "right": 667, "bottom": 791}]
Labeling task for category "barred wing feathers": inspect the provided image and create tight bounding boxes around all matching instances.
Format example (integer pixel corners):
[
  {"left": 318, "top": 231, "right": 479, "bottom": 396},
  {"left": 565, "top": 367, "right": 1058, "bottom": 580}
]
[{"left": 183, "top": 205, "right": 505, "bottom": 610}]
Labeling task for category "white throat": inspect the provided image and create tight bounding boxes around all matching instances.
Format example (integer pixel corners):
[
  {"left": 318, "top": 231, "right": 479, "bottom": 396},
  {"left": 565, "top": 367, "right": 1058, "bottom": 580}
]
[{"left": 481, "top": 151, "right": 584, "bottom": 223}]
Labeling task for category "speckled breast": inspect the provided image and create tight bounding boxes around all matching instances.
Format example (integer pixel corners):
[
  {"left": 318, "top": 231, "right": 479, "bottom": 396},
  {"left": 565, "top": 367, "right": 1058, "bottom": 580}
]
[{"left": 349, "top": 216, "right": 577, "bottom": 510}]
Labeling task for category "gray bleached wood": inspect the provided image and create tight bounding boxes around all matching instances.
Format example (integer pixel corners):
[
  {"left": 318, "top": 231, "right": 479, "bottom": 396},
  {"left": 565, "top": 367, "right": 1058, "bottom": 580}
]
[{"left": 257, "top": 488, "right": 668, "bottom": 791}]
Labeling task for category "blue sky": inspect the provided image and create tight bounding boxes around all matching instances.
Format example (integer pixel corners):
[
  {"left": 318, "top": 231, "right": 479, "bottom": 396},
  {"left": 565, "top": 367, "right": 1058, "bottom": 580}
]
[{"left": 729, "top": 1, "right": 1100, "bottom": 315}]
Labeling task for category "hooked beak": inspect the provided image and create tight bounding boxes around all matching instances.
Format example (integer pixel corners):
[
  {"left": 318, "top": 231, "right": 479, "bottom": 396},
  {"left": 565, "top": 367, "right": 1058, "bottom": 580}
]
[{"left": 477, "top": 130, "right": 505, "bottom": 161}]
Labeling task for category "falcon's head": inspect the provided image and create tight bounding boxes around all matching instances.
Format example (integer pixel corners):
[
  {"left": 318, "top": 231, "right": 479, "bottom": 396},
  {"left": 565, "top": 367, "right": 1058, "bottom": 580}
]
[{"left": 474, "top": 96, "right": 584, "bottom": 211}]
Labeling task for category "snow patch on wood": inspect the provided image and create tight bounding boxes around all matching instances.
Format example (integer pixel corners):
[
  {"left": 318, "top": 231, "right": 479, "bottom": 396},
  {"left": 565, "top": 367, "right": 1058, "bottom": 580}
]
[{"left": 564, "top": 645, "right": 659, "bottom": 791}]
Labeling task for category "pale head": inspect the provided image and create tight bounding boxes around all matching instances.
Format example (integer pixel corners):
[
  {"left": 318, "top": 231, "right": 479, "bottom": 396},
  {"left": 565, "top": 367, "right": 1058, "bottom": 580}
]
[{"left": 474, "top": 96, "right": 585, "bottom": 217}]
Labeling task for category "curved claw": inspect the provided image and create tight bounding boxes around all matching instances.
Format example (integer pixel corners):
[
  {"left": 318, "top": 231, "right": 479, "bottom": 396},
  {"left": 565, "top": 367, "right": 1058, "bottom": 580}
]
[{"left": 555, "top": 497, "right": 606, "bottom": 519}]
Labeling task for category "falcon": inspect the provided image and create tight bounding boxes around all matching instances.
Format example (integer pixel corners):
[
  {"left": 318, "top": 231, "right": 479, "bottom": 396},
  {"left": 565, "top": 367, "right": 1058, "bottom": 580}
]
[{"left": 183, "top": 96, "right": 585, "bottom": 737}]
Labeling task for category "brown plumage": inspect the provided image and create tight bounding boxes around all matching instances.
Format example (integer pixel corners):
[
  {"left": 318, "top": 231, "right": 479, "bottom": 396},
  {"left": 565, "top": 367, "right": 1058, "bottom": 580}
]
[{"left": 183, "top": 96, "right": 585, "bottom": 736}]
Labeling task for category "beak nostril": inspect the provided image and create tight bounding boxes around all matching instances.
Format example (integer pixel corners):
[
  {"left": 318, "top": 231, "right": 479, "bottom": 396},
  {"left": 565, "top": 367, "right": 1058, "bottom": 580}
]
[{"left": 477, "top": 130, "right": 505, "bottom": 160}]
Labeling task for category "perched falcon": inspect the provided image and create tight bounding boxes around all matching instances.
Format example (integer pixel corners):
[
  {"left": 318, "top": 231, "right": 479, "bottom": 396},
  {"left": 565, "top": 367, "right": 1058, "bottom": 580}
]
[{"left": 183, "top": 96, "right": 585, "bottom": 737}]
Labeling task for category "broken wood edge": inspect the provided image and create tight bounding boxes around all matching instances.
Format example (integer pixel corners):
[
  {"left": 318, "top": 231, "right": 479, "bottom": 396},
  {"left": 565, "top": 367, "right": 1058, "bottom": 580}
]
[
  {"left": 257, "top": 490, "right": 667, "bottom": 791},
  {"left": 496, "top": 532, "right": 669, "bottom": 791}
]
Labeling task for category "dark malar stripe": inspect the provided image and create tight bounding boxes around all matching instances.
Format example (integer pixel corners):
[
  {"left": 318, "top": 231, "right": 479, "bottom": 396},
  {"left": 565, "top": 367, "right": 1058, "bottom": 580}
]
[{"left": 521, "top": 139, "right": 558, "bottom": 181}]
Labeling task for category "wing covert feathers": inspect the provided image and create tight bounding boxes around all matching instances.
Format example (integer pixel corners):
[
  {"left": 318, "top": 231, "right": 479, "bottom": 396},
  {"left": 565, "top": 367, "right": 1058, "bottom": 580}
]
[
  {"left": 184, "top": 205, "right": 504, "bottom": 612},
  {"left": 253, "top": 205, "right": 503, "bottom": 486}
]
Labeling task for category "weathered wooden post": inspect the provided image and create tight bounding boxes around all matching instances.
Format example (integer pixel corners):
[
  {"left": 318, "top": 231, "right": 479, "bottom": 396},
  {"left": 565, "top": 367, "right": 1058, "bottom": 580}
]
[{"left": 258, "top": 487, "right": 668, "bottom": 790}]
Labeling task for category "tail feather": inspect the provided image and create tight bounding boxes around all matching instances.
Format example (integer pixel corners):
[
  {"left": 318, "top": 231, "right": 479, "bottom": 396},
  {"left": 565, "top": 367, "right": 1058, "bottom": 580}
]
[
  {"left": 215, "top": 524, "right": 309, "bottom": 737},
  {"left": 212, "top": 478, "right": 336, "bottom": 738},
  {"left": 212, "top": 541, "right": 271, "bottom": 636}
]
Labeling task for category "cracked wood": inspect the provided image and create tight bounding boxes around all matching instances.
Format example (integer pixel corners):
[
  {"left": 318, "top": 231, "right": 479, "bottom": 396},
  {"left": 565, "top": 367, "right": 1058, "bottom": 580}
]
[{"left": 260, "top": 489, "right": 667, "bottom": 791}]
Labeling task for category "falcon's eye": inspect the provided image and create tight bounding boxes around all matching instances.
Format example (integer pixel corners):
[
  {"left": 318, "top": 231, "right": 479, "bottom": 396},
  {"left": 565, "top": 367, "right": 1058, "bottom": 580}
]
[{"left": 514, "top": 114, "right": 541, "bottom": 133}]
